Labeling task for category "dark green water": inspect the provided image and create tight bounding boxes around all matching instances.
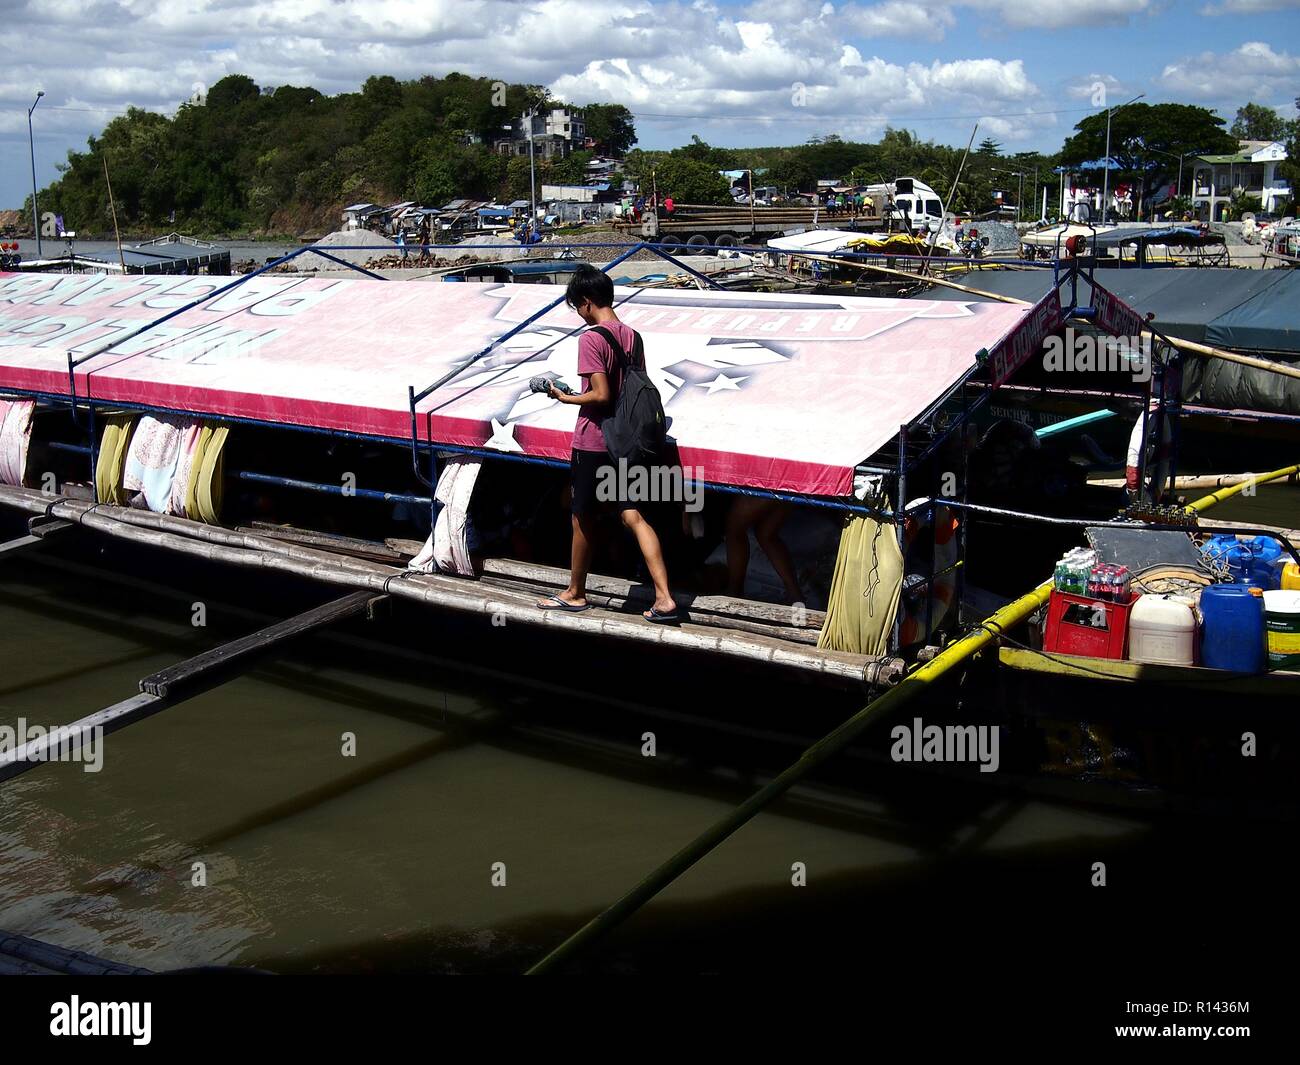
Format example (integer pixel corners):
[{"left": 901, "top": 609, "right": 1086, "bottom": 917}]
[{"left": 1, "top": 485, "right": 1297, "bottom": 975}]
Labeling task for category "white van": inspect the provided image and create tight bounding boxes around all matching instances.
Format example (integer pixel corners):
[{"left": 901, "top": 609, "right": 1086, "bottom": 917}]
[{"left": 864, "top": 177, "right": 944, "bottom": 233}]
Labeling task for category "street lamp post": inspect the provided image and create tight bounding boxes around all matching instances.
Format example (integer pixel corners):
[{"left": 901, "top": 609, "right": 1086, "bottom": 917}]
[
  {"left": 28, "top": 91, "right": 45, "bottom": 257},
  {"left": 991, "top": 166, "right": 1025, "bottom": 222},
  {"left": 1145, "top": 146, "right": 1196, "bottom": 219},
  {"left": 1102, "top": 93, "right": 1144, "bottom": 224}
]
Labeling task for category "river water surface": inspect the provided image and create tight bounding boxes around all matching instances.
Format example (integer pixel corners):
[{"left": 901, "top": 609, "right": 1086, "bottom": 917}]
[{"left": 1, "top": 486, "right": 1296, "bottom": 976}]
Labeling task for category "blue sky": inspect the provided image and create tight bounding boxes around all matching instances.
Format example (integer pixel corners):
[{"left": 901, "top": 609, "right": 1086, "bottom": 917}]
[{"left": 3, "top": 0, "right": 1299, "bottom": 209}]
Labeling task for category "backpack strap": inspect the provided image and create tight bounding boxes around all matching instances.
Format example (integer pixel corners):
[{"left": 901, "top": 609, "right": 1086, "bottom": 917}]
[{"left": 589, "top": 325, "right": 643, "bottom": 371}]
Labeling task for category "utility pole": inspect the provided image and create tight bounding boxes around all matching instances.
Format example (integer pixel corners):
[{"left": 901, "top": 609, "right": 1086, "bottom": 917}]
[
  {"left": 1103, "top": 93, "right": 1144, "bottom": 224},
  {"left": 527, "top": 105, "right": 537, "bottom": 237},
  {"left": 28, "top": 91, "right": 44, "bottom": 256}
]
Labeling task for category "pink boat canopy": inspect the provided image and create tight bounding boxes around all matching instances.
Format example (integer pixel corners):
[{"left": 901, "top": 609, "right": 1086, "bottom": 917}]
[{"left": 0, "top": 271, "right": 1033, "bottom": 496}]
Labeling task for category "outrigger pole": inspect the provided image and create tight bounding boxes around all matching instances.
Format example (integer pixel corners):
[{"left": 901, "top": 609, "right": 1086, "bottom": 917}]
[{"left": 0, "top": 590, "right": 386, "bottom": 785}]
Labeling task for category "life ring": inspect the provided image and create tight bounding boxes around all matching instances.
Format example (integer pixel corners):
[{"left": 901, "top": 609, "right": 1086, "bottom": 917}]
[
  {"left": 899, "top": 501, "right": 960, "bottom": 647},
  {"left": 1125, "top": 407, "right": 1173, "bottom": 502}
]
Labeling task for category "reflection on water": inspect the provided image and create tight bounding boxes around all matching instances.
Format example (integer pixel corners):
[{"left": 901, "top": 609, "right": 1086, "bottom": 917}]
[{"left": 1, "top": 504, "right": 1296, "bottom": 974}]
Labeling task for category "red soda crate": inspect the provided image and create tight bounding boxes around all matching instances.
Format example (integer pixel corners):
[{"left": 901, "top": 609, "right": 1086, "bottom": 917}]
[{"left": 1043, "top": 590, "right": 1132, "bottom": 659}]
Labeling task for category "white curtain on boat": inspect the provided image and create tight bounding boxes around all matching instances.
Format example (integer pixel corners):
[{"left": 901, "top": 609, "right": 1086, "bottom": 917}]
[
  {"left": 408, "top": 455, "right": 483, "bottom": 577},
  {"left": 0, "top": 398, "right": 35, "bottom": 487},
  {"left": 122, "top": 414, "right": 191, "bottom": 513}
]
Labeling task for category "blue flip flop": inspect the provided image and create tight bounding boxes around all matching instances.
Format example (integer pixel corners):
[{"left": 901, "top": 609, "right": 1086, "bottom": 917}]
[
  {"left": 539, "top": 593, "right": 591, "bottom": 613},
  {"left": 643, "top": 606, "right": 682, "bottom": 625}
]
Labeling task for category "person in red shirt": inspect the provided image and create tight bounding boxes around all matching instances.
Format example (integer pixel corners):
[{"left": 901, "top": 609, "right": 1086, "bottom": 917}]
[{"left": 538, "top": 266, "right": 679, "bottom": 623}]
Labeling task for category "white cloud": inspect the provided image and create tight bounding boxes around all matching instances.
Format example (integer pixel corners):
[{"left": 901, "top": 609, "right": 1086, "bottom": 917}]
[
  {"left": 1201, "top": 0, "right": 1300, "bottom": 14},
  {"left": 1159, "top": 41, "right": 1300, "bottom": 102},
  {"left": 841, "top": 2, "right": 956, "bottom": 41},
  {"left": 956, "top": 0, "right": 1151, "bottom": 29},
  {"left": 2, "top": 0, "right": 1060, "bottom": 207}
]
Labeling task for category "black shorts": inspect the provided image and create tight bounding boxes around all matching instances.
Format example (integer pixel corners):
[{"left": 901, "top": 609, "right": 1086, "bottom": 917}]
[{"left": 570, "top": 448, "right": 645, "bottom": 515}]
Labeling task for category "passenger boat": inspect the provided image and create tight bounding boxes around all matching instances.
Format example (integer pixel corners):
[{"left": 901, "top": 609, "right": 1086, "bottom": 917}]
[{"left": 0, "top": 241, "right": 1296, "bottom": 815}]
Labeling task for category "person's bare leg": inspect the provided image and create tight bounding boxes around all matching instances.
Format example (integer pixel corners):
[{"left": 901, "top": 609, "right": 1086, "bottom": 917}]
[
  {"left": 725, "top": 496, "right": 764, "bottom": 596},
  {"left": 756, "top": 503, "right": 801, "bottom": 604},
  {"left": 541, "top": 512, "right": 597, "bottom": 607},
  {"left": 620, "top": 507, "right": 675, "bottom": 614}
]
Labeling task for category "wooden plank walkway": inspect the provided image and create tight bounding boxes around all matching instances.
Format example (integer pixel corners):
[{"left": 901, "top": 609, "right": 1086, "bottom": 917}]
[{"left": 0, "top": 484, "right": 893, "bottom": 687}]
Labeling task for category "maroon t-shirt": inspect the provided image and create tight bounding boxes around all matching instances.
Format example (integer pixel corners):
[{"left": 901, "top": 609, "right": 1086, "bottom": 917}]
[{"left": 573, "top": 321, "right": 638, "bottom": 453}]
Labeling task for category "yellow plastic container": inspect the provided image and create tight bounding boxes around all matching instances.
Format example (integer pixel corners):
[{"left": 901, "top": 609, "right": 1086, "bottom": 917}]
[{"left": 1282, "top": 562, "right": 1300, "bottom": 591}]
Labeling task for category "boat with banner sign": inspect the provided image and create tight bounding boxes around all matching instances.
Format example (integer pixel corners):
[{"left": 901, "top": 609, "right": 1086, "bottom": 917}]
[{"left": 0, "top": 239, "right": 1296, "bottom": 814}]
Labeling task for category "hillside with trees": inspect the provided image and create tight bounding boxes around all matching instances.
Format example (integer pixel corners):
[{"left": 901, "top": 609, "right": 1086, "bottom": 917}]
[{"left": 28, "top": 73, "right": 637, "bottom": 237}]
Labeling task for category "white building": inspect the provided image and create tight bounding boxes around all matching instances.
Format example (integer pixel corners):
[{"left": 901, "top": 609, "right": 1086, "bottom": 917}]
[
  {"left": 497, "top": 107, "right": 587, "bottom": 160},
  {"left": 1192, "top": 139, "right": 1290, "bottom": 220}
]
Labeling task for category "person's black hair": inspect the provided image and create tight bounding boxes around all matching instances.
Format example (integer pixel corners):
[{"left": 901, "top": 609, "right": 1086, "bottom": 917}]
[{"left": 565, "top": 264, "right": 614, "bottom": 309}]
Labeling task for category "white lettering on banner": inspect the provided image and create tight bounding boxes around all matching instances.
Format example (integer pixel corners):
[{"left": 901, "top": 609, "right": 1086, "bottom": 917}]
[
  {"left": 0, "top": 275, "right": 50, "bottom": 303},
  {"left": 1093, "top": 284, "right": 1144, "bottom": 339},
  {"left": 108, "top": 276, "right": 195, "bottom": 308},
  {"left": 39, "top": 317, "right": 142, "bottom": 352},
  {"left": 606, "top": 297, "right": 976, "bottom": 343},
  {"left": 116, "top": 323, "right": 280, "bottom": 365},
  {"left": 206, "top": 278, "right": 345, "bottom": 317},
  {"left": 988, "top": 290, "right": 1062, "bottom": 387},
  {"left": 0, "top": 314, "right": 76, "bottom": 346},
  {"left": 247, "top": 281, "right": 347, "bottom": 317},
  {"left": 23, "top": 275, "right": 109, "bottom": 307},
  {"left": 0, "top": 313, "right": 143, "bottom": 355}
]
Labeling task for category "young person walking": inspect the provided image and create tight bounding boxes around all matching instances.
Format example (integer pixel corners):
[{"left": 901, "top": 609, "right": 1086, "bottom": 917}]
[{"left": 538, "top": 265, "right": 679, "bottom": 623}]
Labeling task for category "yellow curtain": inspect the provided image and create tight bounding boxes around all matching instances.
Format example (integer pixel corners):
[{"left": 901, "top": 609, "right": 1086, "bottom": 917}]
[
  {"left": 187, "top": 424, "right": 228, "bottom": 524},
  {"left": 94, "top": 414, "right": 137, "bottom": 505},
  {"left": 816, "top": 510, "right": 904, "bottom": 657}
]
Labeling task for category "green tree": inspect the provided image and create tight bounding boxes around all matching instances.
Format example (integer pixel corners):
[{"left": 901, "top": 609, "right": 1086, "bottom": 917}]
[
  {"left": 582, "top": 104, "right": 637, "bottom": 155},
  {"left": 547, "top": 149, "right": 593, "bottom": 186},
  {"left": 768, "top": 155, "right": 817, "bottom": 195},
  {"left": 206, "top": 74, "right": 259, "bottom": 111},
  {"left": 1230, "top": 102, "right": 1288, "bottom": 141},
  {"left": 410, "top": 139, "right": 458, "bottom": 206},
  {"left": 673, "top": 135, "right": 738, "bottom": 169},
  {"left": 503, "top": 155, "right": 535, "bottom": 202},
  {"left": 1060, "top": 103, "right": 1237, "bottom": 208},
  {"left": 653, "top": 157, "right": 732, "bottom": 204}
]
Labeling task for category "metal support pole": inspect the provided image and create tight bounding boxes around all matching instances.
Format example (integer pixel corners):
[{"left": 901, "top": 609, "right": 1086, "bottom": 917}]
[
  {"left": 528, "top": 107, "right": 537, "bottom": 236},
  {"left": 28, "top": 92, "right": 44, "bottom": 257},
  {"left": 893, "top": 425, "right": 909, "bottom": 653}
]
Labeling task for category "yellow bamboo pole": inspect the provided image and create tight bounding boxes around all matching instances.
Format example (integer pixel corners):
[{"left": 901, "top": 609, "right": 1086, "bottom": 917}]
[
  {"left": 525, "top": 578, "right": 1054, "bottom": 974},
  {"left": 1183, "top": 463, "right": 1300, "bottom": 514}
]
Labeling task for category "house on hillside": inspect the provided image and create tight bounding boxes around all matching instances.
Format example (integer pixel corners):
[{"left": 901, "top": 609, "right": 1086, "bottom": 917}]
[
  {"left": 1192, "top": 140, "right": 1290, "bottom": 220},
  {"left": 494, "top": 107, "right": 586, "bottom": 161}
]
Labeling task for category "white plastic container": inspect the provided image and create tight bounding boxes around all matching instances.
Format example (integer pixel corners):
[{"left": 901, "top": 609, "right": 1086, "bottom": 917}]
[{"left": 1128, "top": 593, "right": 1197, "bottom": 666}]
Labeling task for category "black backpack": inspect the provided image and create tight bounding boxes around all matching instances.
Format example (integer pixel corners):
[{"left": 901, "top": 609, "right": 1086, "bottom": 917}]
[{"left": 590, "top": 325, "right": 666, "bottom": 462}]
